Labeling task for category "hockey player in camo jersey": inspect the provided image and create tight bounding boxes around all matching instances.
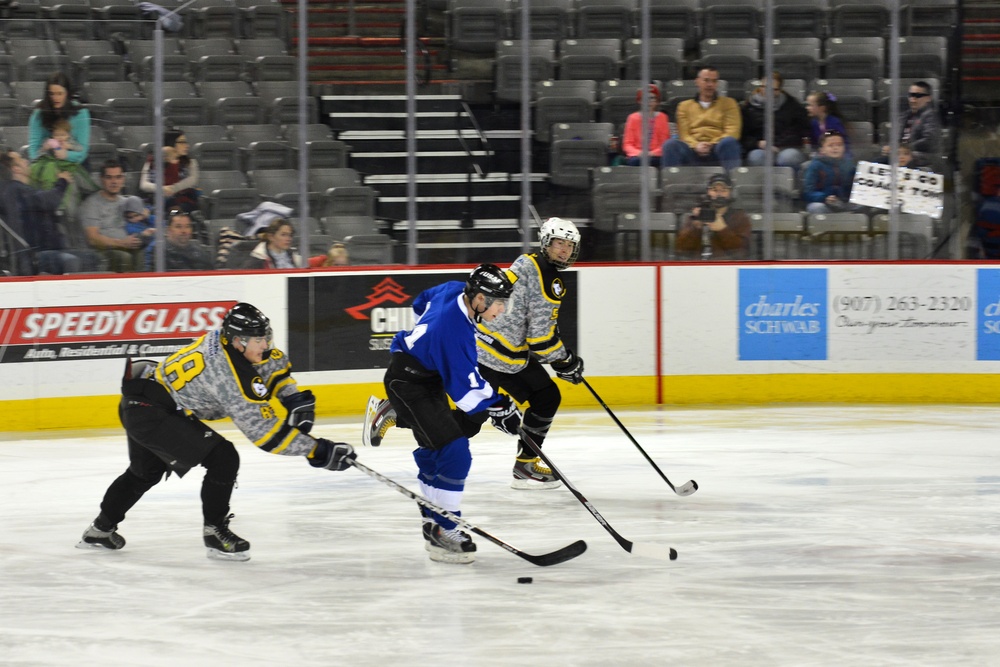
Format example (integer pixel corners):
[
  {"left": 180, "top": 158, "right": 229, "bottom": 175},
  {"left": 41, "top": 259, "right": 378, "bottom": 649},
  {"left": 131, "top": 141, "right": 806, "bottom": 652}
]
[
  {"left": 476, "top": 217, "right": 585, "bottom": 489},
  {"left": 77, "top": 302, "right": 356, "bottom": 561}
]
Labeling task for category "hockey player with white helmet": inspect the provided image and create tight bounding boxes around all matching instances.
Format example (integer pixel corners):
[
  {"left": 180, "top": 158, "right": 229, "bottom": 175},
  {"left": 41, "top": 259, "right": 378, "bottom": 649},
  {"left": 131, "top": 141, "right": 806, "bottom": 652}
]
[
  {"left": 474, "top": 217, "right": 584, "bottom": 488},
  {"left": 364, "top": 220, "right": 584, "bottom": 488}
]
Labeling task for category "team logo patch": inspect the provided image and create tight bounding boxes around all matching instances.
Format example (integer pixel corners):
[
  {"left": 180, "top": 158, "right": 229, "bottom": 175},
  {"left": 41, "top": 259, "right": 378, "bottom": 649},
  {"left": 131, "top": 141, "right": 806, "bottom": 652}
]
[
  {"left": 551, "top": 278, "right": 565, "bottom": 298},
  {"left": 269, "top": 349, "right": 283, "bottom": 360},
  {"left": 251, "top": 376, "right": 268, "bottom": 398}
]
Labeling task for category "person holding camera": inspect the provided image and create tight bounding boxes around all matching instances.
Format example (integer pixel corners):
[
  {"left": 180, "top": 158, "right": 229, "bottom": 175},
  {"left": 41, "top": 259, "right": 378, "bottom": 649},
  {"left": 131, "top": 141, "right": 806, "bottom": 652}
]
[{"left": 675, "top": 173, "right": 752, "bottom": 260}]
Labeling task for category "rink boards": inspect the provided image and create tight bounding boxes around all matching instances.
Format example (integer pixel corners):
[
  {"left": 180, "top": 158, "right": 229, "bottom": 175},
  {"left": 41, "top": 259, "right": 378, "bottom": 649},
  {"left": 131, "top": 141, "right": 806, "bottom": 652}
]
[{"left": 1, "top": 262, "right": 999, "bottom": 431}]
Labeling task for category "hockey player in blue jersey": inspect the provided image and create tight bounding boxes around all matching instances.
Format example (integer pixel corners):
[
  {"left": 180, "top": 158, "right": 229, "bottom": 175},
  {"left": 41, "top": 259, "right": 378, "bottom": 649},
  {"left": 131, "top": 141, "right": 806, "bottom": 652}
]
[{"left": 378, "top": 264, "right": 521, "bottom": 563}]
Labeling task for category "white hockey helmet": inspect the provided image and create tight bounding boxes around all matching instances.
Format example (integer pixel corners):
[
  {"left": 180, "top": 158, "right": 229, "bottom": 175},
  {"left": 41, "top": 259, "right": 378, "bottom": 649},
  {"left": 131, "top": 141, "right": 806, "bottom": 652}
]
[{"left": 539, "top": 217, "right": 581, "bottom": 270}]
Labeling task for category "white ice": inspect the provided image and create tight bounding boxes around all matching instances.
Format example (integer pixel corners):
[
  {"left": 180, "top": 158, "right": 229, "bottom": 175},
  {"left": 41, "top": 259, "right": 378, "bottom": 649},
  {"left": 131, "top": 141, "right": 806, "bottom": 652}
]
[{"left": 2, "top": 405, "right": 1000, "bottom": 666}]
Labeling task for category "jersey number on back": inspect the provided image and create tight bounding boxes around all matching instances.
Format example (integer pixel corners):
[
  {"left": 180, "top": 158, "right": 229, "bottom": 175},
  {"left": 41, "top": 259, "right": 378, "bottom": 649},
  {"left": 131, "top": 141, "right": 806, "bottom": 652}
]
[{"left": 163, "top": 350, "right": 206, "bottom": 392}]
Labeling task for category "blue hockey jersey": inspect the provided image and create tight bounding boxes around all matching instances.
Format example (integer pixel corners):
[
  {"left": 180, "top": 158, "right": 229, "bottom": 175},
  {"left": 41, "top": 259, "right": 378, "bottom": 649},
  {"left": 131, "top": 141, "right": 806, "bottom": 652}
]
[{"left": 390, "top": 281, "right": 498, "bottom": 414}]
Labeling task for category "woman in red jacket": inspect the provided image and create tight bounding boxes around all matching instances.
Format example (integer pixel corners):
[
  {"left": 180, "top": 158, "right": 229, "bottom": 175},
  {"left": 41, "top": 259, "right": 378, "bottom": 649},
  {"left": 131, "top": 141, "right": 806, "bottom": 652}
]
[{"left": 622, "top": 84, "right": 671, "bottom": 167}]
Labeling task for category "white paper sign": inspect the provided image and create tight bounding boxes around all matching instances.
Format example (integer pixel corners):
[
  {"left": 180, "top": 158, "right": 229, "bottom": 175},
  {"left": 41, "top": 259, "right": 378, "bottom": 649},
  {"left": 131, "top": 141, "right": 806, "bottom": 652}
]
[{"left": 850, "top": 161, "right": 944, "bottom": 219}]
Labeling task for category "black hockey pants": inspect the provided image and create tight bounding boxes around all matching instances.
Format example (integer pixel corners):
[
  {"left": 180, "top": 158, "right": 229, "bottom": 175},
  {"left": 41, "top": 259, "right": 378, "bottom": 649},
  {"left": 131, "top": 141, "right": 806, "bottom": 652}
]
[
  {"left": 98, "top": 379, "right": 239, "bottom": 528},
  {"left": 480, "top": 358, "right": 561, "bottom": 456}
]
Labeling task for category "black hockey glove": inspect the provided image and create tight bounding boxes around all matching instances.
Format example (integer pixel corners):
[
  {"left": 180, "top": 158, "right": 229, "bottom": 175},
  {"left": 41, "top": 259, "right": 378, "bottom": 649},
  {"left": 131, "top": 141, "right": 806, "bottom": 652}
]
[
  {"left": 487, "top": 394, "right": 521, "bottom": 437},
  {"left": 281, "top": 390, "right": 316, "bottom": 434},
  {"left": 308, "top": 438, "right": 356, "bottom": 471},
  {"left": 551, "top": 352, "right": 584, "bottom": 384}
]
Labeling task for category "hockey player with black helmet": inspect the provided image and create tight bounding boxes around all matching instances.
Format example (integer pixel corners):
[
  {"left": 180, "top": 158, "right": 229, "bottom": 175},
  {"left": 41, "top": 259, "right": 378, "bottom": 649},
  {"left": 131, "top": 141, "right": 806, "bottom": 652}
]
[
  {"left": 474, "top": 217, "right": 584, "bottom": 488},
  {"left": 77, "top": 302, "right": 355, "bottom": 561},
  {"left": 365, "top": 264, "right": 521, "bottom": 563}
]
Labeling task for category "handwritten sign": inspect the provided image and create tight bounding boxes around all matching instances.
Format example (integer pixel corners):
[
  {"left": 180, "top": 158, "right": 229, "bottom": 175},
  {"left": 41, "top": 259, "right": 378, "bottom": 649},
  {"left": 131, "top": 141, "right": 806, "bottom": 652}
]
[{"left": 850, "top": 161, "right": 943, "bottom": 219}]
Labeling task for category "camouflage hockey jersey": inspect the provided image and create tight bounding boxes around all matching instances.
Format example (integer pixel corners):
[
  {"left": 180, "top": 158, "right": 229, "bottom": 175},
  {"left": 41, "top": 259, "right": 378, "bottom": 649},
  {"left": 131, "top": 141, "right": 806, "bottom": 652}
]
[
  {"left": 152, "top": 329, "right": 316, "bottom": 457},
  {"left": 476, "top": 252, "right": 571, "bottom": 374}
]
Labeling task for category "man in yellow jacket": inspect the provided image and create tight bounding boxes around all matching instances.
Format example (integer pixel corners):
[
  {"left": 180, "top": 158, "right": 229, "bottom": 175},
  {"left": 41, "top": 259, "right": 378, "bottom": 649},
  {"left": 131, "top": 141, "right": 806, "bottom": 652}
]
[{"left": 662, "top": 67, "right": 742, "bottom": 171}]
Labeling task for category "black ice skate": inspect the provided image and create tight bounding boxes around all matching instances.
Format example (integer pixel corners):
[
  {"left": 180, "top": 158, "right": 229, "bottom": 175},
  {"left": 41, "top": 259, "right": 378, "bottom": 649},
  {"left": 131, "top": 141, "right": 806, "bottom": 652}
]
[
  {"left": 424, "top": 523, "right": 476, "bottom": 564},
  {"left": 203, "top": 514, "right": 250, "bottom": 561},
  {"left": 76, "top": 517, "right": 126, "bottom": 551},
  {"left": 362, "top": 396, "right": 396, "bottom": 447},
  {"left": 511, "top": 456, "right": 563, "bottom": 490}
]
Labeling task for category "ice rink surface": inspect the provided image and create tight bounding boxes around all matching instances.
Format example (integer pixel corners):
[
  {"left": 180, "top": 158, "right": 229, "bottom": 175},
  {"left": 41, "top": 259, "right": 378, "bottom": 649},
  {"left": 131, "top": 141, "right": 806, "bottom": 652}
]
[{"left": 2, "top": 404, "right": 999, "bottom": 666}]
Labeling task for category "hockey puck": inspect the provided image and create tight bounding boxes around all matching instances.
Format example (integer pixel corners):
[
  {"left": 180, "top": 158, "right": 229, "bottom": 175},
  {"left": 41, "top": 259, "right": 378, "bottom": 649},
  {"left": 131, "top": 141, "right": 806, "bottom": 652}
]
[{"left": 517, "top": 577, "right": 533, "bottom": 584}]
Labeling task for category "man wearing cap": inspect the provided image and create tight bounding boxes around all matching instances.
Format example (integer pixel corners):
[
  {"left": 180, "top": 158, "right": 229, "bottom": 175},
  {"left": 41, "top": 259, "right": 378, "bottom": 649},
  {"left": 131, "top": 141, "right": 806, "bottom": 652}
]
[
  {"left": 675, "top": 173, "right": 752, "bottom": 260},
  {"left": 79, "top": 160, "right": 146, "bottom": 272},
  {"left": 622, "top": 84, "right": 671, "bottom": 167},
  {"left": 662, "top": 67, "right": 742, "bottom": 171}
]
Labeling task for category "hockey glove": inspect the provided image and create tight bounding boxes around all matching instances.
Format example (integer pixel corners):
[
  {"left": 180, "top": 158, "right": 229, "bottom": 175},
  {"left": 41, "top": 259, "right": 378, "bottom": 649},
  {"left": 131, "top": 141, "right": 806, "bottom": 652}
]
[
  {"left": 551, "top": 352, "right": 584, "bottom": 384},
  {"left": 487, "top": 394, "right": 521, "bottom": 437},
  {"left": 308, "top": 438, "right": 357, "bottom": 471},
  {"left": 281, "top": 390, "right": 316, "bottom": 434}
]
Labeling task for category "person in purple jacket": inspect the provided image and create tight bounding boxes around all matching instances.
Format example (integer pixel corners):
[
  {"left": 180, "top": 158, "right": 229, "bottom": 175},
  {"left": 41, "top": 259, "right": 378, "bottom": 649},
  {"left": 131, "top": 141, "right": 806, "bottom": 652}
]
[{"left": 806, "top": 91, "right": 850, "bottom": 158}]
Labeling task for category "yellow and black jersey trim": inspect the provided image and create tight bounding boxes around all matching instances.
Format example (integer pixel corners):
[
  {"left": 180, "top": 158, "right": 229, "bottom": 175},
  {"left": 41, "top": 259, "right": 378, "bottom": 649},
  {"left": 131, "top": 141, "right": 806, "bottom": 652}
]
[
  {"left": 527, "top": 325, "right": 565, "bottom": 357},
  {"left": 255, "top": 420, "right": 299, "bottom": 454},
  {"left": 476, "top": 327, "right": 529, "bottom": 367},
  {"left": 526, "top": 253, "right": 566, "bottom": 304}
]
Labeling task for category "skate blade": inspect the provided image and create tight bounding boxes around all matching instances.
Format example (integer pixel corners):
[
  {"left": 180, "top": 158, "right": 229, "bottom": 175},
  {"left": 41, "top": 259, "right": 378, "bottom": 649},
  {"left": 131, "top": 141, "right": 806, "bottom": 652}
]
[
  {"left": 206, "top": 547, "right": 251, "bottom": 562},
  {"left": 361, "top": 395, "right": 380, "bottom": 447},
  {"left": 510, "top": 478, "right": 563, "bottom": 490},
  {"left": 426, "top": 548, "right": 475, "bottom": 564},
  {"left": 75, "top": 540, "right": 121, "bottom": 551}
]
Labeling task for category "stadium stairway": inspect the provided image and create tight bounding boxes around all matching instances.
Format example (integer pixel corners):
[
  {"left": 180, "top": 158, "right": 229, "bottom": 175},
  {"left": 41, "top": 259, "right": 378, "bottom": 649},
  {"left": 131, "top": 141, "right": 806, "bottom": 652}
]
[
  {"left": 322, "top": 93, "right": 546, "bottom": 263},
  {"left": 961, "top": 0, "right": 1000, "bottom": 104}
]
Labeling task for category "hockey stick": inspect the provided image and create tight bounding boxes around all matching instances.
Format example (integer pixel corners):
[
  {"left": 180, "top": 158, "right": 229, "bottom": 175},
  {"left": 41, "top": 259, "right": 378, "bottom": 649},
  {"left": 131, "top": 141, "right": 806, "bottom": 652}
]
[
  {"left": 349, "top": 458, "right": 587, "bottom": 567},
  {"left": 518, "top": 429, "right": 678, "bottom": 561},
  {"left": 582, "top": 378, "right": 699, "bottom": 497}
]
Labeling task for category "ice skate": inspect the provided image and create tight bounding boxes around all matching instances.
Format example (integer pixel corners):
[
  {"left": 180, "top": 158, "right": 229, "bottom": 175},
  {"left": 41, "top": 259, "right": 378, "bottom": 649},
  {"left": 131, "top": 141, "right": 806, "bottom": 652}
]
[
  {"left": 362, "top": 395, "right": 396, "bottom": 447},
  {"left": 511, "top": 456, "right": 563, "bottom": 490},
  {"left": 76, "top": 518, "right": 126, "bottom": 551},
  {"left": 203, "top": 515, "right": 250, "bottom": 561},
  {"left": 424, "top": 523, "right": 476, "bottom": 564}
]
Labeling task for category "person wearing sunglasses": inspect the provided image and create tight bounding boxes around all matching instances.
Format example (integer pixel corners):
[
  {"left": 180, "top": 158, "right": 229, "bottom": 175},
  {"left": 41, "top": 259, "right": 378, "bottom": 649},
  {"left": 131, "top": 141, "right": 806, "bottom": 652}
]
[{"left": 881, "top": 81, "right": 941, "bottom": 167}]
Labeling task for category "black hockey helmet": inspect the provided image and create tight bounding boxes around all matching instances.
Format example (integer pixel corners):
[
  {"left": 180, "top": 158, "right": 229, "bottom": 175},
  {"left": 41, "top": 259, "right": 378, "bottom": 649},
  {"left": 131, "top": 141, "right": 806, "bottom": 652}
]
[
  {"left": 464, "top": 263, "right": 516, "bottom": 302},
  {"left": 221, "top": 302, "right": 272, "bottom": 346}
]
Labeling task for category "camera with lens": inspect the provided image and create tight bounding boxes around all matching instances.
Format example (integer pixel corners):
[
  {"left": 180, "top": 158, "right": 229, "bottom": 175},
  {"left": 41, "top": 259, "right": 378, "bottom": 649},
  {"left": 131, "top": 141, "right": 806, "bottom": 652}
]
[{"left": 697, "top": 198, "right": 716, "bottom": 222}]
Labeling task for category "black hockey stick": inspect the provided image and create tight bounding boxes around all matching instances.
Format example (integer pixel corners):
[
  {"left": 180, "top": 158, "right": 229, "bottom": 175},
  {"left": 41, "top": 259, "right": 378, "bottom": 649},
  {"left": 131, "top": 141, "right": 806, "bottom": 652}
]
[
  {"left": 582, "top": 378, "right": 698, "bottom": 497},
  {"left": 518, "top": 429, "right": 678, "bottom": 561},
  {"left": 350, "top": 458, "right": 587, "bottom": 567}
]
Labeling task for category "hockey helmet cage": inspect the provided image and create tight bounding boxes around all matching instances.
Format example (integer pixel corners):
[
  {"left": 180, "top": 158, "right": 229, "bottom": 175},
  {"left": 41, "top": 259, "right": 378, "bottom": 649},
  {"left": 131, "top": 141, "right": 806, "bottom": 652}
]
[
  {"left": 464, "top": 263, "right": 516, "bottom": 305},
  {"left": 222, "top": 302, "right": 273, "bottom": 346},
  {"left": 539, "top": 217, "right": 581, "bottom": 270}
]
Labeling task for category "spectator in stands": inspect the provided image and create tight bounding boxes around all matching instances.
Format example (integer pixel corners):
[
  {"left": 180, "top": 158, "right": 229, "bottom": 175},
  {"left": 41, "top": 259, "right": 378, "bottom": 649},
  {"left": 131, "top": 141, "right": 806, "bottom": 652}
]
[
  {"left": 622, "top": 84, "right": 670, "bottom": 167},
  {"left": 0, "top": 149, "right": 97, "bottom": 274},
  {"left": 805, "top": 91, "right": 849, "bottom": 157},
  {"left": 140, "top": 130, "right": 201, "bottom": 213},
  {"left": 882, "top": 81, "right": 941, "bottom": 166},
  {"left": 28, "top": 72, "right": 90, "bottom": 167},
  {"left": 741, "top": 72, "right": 810, "bottom": 170},
  {"left": 661, "top": 67, "right": 742, "bottom": 171},
  {"left": 163, "top": 209, "right": 214, "bottom": 271},
  {"left": 675, "top": 173, "right": 751, "bottom": 260},
  {"left": 308, "top": 241, "right": 350, "bottom": 267},
  {"left": 802, "top": 131, "right": 865, "bottom": 215},
  {"left": 79, "top": 160, "right": 146, "bottom": 272},
  {"left": 242, "top": 217, "right": 303, "bottom": 269}
]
